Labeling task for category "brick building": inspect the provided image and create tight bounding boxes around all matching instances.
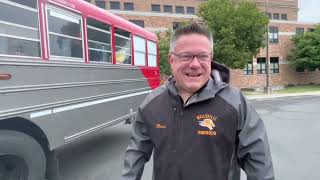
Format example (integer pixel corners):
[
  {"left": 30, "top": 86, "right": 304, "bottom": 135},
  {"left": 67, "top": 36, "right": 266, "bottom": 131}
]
[{"left": 85, "top": 0, "right": 320, "bottom": 89}]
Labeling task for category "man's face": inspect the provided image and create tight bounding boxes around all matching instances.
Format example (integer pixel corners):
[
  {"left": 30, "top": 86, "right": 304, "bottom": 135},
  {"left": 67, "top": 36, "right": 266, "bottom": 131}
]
[{"left": 169, "top": 33, "right": 212, "bottom": 94}]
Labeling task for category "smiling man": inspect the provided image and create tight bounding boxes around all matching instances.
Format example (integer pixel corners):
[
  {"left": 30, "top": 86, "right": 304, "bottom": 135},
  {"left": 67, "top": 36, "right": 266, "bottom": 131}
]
[{"left": 122, "top": 22, "right": 274, "bottom": 180}]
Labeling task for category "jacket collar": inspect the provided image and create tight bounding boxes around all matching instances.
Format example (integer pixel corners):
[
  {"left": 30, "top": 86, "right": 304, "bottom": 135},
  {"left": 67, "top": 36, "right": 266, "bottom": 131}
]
[{"left": 166, "top": 61, "right": 229, "bottom": 107}]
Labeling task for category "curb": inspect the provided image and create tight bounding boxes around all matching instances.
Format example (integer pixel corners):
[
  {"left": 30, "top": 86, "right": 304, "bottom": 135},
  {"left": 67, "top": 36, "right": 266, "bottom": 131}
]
[{"left": 247, "top": 91, "right": 320, "bottom": 100}]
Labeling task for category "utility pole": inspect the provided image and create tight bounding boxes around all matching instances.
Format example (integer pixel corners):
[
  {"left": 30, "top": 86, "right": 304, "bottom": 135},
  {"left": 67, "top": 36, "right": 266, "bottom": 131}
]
[{"left": 265, "top": 0, "right": 271, "bottom": 94}]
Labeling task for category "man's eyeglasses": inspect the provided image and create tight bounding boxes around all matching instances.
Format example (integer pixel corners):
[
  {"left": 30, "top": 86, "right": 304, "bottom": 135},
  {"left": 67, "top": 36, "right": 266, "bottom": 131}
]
[{"left": 171, "top": 52, "right": 212, "bottom": 63}]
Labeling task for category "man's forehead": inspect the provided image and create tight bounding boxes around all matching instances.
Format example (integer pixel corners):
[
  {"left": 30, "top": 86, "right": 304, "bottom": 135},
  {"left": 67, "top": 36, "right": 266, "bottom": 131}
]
[
  {"left": 176, "top": 33, "right": 209, "bottom": 42},
  {"left": 174, "top": 34, "right": 211, "bottom": 51}
]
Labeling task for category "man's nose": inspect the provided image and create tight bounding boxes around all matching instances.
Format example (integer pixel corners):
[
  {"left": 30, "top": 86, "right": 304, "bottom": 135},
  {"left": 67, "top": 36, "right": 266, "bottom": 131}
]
[{"left": 189, "top": 56, "right": 201, "bottom": 68}]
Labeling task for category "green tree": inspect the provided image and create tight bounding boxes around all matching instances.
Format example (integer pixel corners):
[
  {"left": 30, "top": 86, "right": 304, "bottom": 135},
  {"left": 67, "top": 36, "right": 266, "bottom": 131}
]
[
  {"left": 198, "top": 0, "right": 269, "bottom": 69},
  {"left": 157, "top": 30, "right": 172, "bottom": 76},
  {"left": 288, "top": 25, "right": 320, "bottom": 70}
]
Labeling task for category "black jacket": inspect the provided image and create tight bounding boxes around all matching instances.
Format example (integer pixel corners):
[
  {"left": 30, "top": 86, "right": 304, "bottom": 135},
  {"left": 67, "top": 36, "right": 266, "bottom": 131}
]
[{"left": 122, "top": 62, "right": 274, "bottom": 180}]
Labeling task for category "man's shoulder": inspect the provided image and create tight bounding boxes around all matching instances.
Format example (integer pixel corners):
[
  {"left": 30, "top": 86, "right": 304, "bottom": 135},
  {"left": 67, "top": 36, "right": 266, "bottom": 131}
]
[
  {"left": 140, "top": 84, "right": 168, "bottom": 109},
  {"left": 216, "top": 86, "right": 243, "bottom": 108}
]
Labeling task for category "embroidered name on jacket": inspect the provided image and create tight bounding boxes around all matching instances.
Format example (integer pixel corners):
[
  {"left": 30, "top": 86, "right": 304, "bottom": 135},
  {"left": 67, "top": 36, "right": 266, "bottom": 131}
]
[
  {"left": 155, "top": 123, "right": 166, "bottom": 129},
  {"left": 196, "top": 114, "right": 217, "bottom": 136}
]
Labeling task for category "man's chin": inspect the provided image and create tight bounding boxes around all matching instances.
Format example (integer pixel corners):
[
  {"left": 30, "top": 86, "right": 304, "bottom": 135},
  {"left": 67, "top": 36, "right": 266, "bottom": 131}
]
[{"left": 184, "top": 84, "right": 202, "bottom": 93}]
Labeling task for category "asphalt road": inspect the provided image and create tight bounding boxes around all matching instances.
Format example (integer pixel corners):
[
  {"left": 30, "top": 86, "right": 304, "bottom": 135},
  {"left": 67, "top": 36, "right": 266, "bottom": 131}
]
[{"left": 52, "top": 95, "right": 320, "bottom": 180}]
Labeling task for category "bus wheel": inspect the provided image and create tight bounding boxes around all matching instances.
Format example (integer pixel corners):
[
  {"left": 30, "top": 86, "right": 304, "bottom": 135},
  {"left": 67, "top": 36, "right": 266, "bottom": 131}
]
[{"left": 0, "top": 130, "right": 46, "bottom": 180}]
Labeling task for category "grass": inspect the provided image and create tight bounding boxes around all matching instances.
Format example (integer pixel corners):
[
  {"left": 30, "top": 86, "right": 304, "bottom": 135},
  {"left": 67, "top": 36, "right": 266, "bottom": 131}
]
[
  {"left": 241, "top": 84, "right": 320, "bottom": 95},
  {"left": 274, "top": 84, "right": 320, "bottom": 93},
  {"left": 242, "top": 91, "right": 264, "bottom": 96}
]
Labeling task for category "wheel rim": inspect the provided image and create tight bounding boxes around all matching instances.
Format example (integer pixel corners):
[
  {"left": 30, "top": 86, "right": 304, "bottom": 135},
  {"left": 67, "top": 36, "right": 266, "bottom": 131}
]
[{"left": 0, "top": 155, "right": 29, "bottom": 180}]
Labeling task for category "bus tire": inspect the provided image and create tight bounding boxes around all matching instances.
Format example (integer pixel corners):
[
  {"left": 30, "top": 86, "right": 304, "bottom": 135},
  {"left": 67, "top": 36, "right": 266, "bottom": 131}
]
[{"left": 0, "top": 130, "right": 46, "bottom": 180}]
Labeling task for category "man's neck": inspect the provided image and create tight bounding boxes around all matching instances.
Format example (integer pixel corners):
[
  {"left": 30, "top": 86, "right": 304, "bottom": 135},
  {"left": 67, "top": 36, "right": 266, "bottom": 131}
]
[{"left": 178, "top": 90, "right": 193, "bottom": 104}]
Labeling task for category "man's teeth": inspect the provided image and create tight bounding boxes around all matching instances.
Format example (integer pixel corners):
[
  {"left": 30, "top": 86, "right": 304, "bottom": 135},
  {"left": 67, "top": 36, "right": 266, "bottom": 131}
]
[{"left": 186, "top": 74, "right": 200, "bottom": 77}]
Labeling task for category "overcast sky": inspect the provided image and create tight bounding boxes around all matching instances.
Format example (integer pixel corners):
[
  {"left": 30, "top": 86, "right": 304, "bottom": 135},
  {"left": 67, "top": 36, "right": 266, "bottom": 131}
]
[{"left": 298, "top": 0, "right": 320, "bottom": 23}]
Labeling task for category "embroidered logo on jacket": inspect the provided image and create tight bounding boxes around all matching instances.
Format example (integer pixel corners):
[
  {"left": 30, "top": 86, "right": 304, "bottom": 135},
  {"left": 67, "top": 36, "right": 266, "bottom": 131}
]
[
  {"left": 196, "top": 114, "right": 217, "bottom": 136},
  {"left": 199, "top": 119, "right": 215, "bottom": 130}
]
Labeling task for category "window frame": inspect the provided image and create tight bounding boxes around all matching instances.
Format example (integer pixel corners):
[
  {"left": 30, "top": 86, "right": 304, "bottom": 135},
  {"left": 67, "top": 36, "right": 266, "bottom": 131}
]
[
  {"left": 87, "top": 17, "right": 113, "bottom": 64},
  {"left": 164, "top": 5, "right": 172, "bottom": 13},
  {"left": 95, "top": 0, "right": 106, "bottom": 9},
  {"left": 273, "top": 13, "right": 280, "bottom": 20},
  {"left": 269, "top": 26, "right": 279, "bottom": 44},
  {"left": 175, "top": 6, "right": 184, "bottom": 14},
  {"left": 243, "top": 62, "right": 253, "bottom": 75},
  {"left": 147, "top": 40, "right": 157, "bottom": 67},
  {"left": 0, "top": 0, "right": 42, "bottom": 58},
  {"left": 267, "top": 12, "right": 272, "bottom": 19},
  {"left": 151, "top": 4, "right": 161, "bottom": 12},
  {"left": 186, "top": 7, "right": 195, "bottom": 14},
  {"left": 45, "top": 5, "right": 84, "bottom": 61},
  {"left": 270, "top": 57, "right": 279, "bottom": 74},
  {"left": 114, "top": 27, "right": 132, "bottom": 65},
  {"left": 257, "top": 58, "right": 266, "bottom": 74},
  {"left": 307, "top": 28, "right": 315, "bottom": 32},
  {"left": 124, "top": 2, "right": 134, "bottom": 11},
  {"left": 129, "top": 20, "right": 144, "bottom": 28},
  {"left": 133, "top": 35, "right": 146, "bottom": 66},
  {"left": 281, "top": 13, "right": 287, "bottom": 20},
  {"left": 110, "top": 1, "right": 120, "bottom": 10},
  {"left": 172, "top": 22, "right": 182, "bottom": 30},
  {"left": 296, "top": 28, "right": 304, "bottom": 35}
]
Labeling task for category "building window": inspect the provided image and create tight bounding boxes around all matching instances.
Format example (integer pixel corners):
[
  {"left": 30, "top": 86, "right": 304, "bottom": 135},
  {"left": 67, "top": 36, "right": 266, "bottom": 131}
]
[
  {"left": 281, "top": 14, "right": 287, "bottom": 20},
  {"left": 187, "top": 7, "right": 195, "bottom": 14},
  {"left": 269, "top": 26, "right": 278, "bottom": 43},
  {"left": 164, "top": 5, "right": 172, "bottom": 13},
  {"left": 110, "top": 1, "right": 120, "bottom": 10},
  {"left": 172, "top": 22, "right": 182, "bottom": 30},
  {"left": 151, "top": 4, "right": 160, "bottom": 12},
  {"left": 243, "top": 62, "right": 253, "bottom": 75},
  {"left": 95, "top": 0, "right": 105, "bottom": 9},
  {"left": 175, "top": 6, "right": 184, "bottom": 14},
  {"left": 257, "top": 58, "right": 266, "bottom": 74},
  {"left": 267, "top": 12, "right": 272, "bottom": 19},
  {"left": 273, "top": 13, "right": 279, "bottom": 20},
  {"left": 308, "top": 28, "right": 315, "bottom": 32},
  {"left": 270, "top": 57, "right": 279, "bottom": 74},
  {"left": 130, "top": 20, "right": 144, "bottom": 28},
  {"left": 124, "top": 2, "right": 134, "bottom": 10},
  {"left": 296, "top": 28, "right": 304, "bottom": 34}
]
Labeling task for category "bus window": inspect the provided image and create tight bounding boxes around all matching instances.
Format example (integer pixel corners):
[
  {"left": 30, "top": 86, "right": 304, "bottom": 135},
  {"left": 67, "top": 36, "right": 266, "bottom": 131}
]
[
  {"left": 147, "top": 41, "right": 157, "bottom": 67},
  {"left": 133, "top": 35, "right": 146, "bottom": 66},
  {"left": 0, "top": 0, "right": 40, "bottom": 57},
  {"left": 87, "top": 18, "right": 112, "bottom": 63},
  {"left": 115, "top": 28, "right": 131, "bottom": 65},
  {"left": 47, "top": 6, "right": 83, "bottom": 60}
]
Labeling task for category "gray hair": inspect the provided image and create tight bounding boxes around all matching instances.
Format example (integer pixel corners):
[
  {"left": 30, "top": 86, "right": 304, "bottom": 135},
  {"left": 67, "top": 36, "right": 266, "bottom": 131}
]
[{"left": 169, "top": 22, "right": 214, "bottom": 53}]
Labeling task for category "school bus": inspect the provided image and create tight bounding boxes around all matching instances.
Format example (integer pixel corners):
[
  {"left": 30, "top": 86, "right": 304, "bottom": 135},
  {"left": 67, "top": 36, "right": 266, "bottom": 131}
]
[{"left": 0, "top": 0, "right": 160, "bottom": 179}]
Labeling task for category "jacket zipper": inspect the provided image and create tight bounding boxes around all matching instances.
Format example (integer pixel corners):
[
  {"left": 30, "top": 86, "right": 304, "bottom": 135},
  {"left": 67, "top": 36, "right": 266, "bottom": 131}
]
[
  {"left": 172, "top": 100, "right": 184, "bottom": 152},
  {"left": 171, "top": 106, "right": 177, "bottom": 152}
]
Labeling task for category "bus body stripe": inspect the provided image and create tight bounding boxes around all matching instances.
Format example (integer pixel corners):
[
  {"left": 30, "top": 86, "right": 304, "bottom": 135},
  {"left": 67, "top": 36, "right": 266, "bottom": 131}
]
[
  {"left": 30, "top": 90, "right": 151, "bottom": 118},
  {"left": 30, "top": 109, "right": 52, "bottom": 118}
]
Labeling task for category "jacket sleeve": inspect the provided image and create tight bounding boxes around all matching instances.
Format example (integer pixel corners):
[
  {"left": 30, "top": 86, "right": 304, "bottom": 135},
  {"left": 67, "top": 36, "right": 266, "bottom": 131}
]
[
  {"left": 236, "top": 93, "right": 275, "bottom": 180},
  {"left": 121, "top": 108, "right": 154, "bottom": 180}
]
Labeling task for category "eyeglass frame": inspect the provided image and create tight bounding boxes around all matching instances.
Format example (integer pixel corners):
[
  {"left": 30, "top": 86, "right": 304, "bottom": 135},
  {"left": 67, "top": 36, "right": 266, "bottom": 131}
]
[{"left": 170, "top": 52, "right": 213, "bottom": 63}]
